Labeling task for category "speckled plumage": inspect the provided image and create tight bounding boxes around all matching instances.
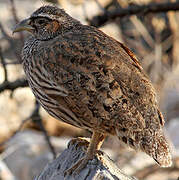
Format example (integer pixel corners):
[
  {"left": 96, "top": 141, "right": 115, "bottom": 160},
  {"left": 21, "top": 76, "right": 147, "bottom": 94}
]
[{"left": 15, "top": 5, "right": 172, "bottom": 169}]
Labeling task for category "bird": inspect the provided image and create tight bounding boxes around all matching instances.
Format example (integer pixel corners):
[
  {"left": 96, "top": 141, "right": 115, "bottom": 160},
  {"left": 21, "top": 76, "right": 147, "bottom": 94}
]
[{"left": 13, "top": 5, "right": 172, "bottom": 174}]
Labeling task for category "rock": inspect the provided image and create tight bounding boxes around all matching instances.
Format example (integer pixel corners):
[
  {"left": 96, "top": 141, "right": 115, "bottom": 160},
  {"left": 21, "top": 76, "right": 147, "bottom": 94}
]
[{"left": 35, "top": 138, "right": 137, "bottom": 180}]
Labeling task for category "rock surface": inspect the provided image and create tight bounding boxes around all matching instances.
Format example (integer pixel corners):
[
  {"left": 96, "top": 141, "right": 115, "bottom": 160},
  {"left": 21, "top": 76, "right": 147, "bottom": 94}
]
[{"left": 36, "top": 138, "right": 137, "bottom": 180}]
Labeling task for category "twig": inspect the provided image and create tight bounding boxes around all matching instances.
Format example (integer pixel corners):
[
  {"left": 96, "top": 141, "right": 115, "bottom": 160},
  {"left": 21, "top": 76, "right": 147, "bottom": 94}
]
[
  {"left": 0, "top": 47, "right": 8, "bottom": 82},
  {"left": 119, "top": 0, "right": 155, "bottom": 50},
  {"left": 167, "top": 0, "right": 179, "bottom": 67},
  {"left": 94, "top": 0, "right": 107, "bottom": 13},
  {"left": 37, "top": 118, "right": 57, "bottom": 159},
  {"left": 0, "top": 78, "right": 28, "bottom": 93},
  {"left": 31, "top": 100, "right": 56, "bottom": 159},
  {"left": 0, "top": 99, "right": 56, "bottom": 159},
  {"left": 9, "top": 0, "right": 24, "bottom": 44},
  {"left": 0, "top": 118, "right": 30, "bottom": 147},
  {"left": 3, "top": 60, "right": 21, "bottom": 65},
  {"left": 0, "top": 22, "right": 11, "bottom": 41},
  {"left": 9, "top": 0, "right": 19, "bottom": 23},
  {"left": 90, "top": 1, "right": 179, "bottom": 27},
  {"left": 0, "top": 22, "right": 22, "bottom": 63}
]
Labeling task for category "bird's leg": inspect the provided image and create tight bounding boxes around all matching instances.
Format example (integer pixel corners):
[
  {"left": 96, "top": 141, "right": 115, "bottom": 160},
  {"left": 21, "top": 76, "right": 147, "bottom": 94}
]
[{"left": 65, "top": 131, "right": 105, "bottom": 175}]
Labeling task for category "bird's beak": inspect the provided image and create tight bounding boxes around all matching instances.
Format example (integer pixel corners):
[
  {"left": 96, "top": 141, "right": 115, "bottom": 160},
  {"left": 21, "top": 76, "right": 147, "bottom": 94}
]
[{"left": 13, "top": 18, "right": 34, "bottom": 34}]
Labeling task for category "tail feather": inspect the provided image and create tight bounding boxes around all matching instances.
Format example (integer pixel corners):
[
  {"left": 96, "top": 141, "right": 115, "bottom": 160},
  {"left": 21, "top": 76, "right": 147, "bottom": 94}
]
[
  {"left": 116, "top": 128, "right": 172, "bottom": 167},
  {"left": 140, "top": 130, "right": 172, "bottom": 167}
]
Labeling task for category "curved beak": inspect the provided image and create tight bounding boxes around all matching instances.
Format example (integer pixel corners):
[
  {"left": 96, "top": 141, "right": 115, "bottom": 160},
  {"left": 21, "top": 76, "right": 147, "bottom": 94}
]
[{"left": 13, "top": 18, "right": 34, "bottom": 34}]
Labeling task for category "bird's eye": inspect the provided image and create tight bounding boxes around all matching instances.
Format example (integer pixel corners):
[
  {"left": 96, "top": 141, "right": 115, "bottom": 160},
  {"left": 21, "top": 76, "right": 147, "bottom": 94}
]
[
  {"left": 38, "top": 20, "right": 45, "bottom": 24},
  {"left": 35, "top": 18, "right": 48, "bottom": 25}
]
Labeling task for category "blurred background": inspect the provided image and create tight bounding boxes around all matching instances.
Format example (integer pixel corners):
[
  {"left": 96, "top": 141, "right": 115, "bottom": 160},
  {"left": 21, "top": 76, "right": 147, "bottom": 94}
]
[{"left": 0, "top": 0, "right": 179, "bottom": 179}]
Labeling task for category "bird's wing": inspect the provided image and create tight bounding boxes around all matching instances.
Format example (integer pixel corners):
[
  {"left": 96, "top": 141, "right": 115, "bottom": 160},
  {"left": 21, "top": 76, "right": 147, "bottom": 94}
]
[{"left": 39, "top": 26, "right": 164, "bottom": 132}]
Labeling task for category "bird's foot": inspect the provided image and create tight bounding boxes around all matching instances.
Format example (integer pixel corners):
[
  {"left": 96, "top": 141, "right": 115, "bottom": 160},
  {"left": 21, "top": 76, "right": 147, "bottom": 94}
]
[
  {"left": 64, "top": 154, "right": 93, "bottom": 176},
  {"left": 64, "top": 132, "right": 105, "bottom": 176}
]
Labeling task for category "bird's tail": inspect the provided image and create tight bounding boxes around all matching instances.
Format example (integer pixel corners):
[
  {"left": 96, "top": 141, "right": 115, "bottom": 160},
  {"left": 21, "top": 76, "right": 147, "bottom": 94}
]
[
  {"left": 116, "top": 128, "right": 172, "bottom": 167},
  {"left": 140, "top": 129, "right": 172, "bottom": 167}
]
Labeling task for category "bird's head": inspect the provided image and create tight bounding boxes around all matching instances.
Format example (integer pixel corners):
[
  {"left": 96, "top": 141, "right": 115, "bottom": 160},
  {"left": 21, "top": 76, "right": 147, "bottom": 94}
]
[{"left": 13, "top": 5, "right": 80, "bottom": 40}]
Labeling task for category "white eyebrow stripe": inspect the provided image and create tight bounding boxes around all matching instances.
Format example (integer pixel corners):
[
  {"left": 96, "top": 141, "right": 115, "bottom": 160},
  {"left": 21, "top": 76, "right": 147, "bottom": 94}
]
[{"left": 31, "top": 14, "right": 58, "bottom": 20}]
